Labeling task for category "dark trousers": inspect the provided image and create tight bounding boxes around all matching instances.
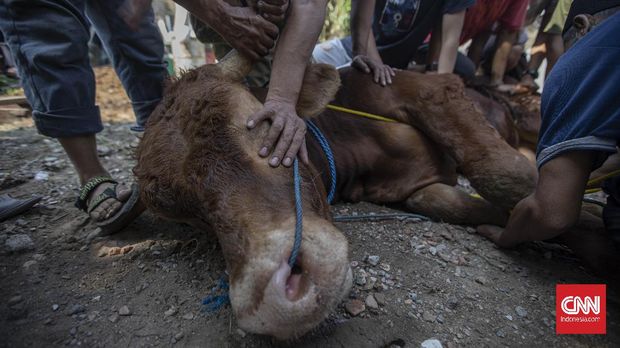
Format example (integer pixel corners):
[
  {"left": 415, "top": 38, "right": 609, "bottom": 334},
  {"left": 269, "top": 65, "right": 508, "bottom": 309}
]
[{"left": 0, "top": 0, "right": 167, "bottom": 137}]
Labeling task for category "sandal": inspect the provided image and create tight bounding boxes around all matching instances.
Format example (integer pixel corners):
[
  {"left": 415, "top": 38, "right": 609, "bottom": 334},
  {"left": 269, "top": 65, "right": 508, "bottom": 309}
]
[
  {"left": 0, "top": 194, "right": 42, "bottom": 222},
  {"left": 76, "top": 176, "right": 145, "bottom": 235}
]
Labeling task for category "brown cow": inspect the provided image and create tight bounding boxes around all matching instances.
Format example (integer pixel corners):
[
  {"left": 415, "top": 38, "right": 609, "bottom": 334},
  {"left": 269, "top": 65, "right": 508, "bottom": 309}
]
[{"left": 134, "top": 52, "right": 540, "bottom": 338}]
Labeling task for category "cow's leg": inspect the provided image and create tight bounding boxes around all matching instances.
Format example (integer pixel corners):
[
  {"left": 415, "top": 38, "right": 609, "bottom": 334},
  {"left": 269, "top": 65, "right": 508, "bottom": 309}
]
[
  {"left": 405, "top": 183, "right": 509, "bottom": 226},
  {"left": 399, "top": 74, "right": 538, "bottom": 210}
]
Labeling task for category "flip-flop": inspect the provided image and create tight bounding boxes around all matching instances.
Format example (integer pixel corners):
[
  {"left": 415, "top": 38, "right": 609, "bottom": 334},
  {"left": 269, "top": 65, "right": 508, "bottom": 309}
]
[
  {"left": 96, "top": 183, "right": 145, "bottom": 236},
  {"left": 76, "top": 176, "right": 145, "bottom": 236},
  {"left": 0, "top": 194, "right": 42, "bottom": 222}
]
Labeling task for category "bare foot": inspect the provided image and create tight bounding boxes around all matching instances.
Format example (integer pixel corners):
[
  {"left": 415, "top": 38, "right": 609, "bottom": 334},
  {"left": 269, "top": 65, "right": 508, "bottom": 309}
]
[
  {"left": 86, "top": 181, "right": 132, "bottom": 222},
  {"left": 477, "top": 225, "right": 518, "bottom": 248}
]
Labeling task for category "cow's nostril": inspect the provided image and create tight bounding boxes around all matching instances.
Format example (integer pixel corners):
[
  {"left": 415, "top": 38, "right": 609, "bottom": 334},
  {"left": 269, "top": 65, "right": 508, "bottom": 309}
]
[{"left": 285, "top": 261, "right": 311, "bottom": 302}]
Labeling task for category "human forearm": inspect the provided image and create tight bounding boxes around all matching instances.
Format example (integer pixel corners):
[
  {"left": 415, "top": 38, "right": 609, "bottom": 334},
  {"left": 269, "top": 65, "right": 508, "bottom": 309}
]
[
  {"left": 351, "top": 0, "right": 376, "bottom": 56},
  {"left": 491, "top": 29, "right": 517, "bottom": 85},
  {"left": 437, "top": 11, "right": 465, "bottom": 74},
  {"left": 266, "top": 0, "right": 327, "bottom": 105}
]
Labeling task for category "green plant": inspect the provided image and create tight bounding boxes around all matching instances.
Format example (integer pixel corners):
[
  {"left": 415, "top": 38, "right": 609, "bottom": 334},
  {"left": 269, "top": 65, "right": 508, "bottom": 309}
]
[{"left": 320, "top": 0, "right": 351, "bottom": 41}]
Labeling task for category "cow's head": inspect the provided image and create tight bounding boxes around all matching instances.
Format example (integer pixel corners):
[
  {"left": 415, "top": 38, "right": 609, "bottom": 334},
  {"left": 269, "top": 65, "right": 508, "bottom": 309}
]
[{"left": 144, "top": 51, "right": 351, "bottom": 339}]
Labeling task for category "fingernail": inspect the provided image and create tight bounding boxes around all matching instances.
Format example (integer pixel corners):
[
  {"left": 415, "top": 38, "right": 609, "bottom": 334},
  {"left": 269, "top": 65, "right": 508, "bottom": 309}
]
[
  {"left": 270, "top": 157, "right": 279, "bottom": 166},
  {"left": 259, "top": 147, "right": 268, "bottom": 157},
  {"left": 283, "top": 157, "right": 292, "bottom": 166},
  {"left": 247, "top": 120, "right": 255, "bottom": 128}
]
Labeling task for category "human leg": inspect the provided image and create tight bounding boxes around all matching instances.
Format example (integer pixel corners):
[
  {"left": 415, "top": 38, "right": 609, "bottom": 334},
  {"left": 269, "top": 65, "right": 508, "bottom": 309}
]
[{"left": 85, "top": 0, "right": 166, "bottom": 131}]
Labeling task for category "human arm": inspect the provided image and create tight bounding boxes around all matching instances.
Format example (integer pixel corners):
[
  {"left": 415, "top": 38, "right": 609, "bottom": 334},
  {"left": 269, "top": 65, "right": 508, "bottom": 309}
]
[
  {"left": 437, "top": 10, "right": 466, "bottom": 74},
  {"left": 350, "top": 0, "right": 394, "bottom": 85},
  {"left": 174, "top": 0, "right": 279, "bottom": 60},
  {"left": 246, "top": 0, "right": 328, "bottom": 167}
]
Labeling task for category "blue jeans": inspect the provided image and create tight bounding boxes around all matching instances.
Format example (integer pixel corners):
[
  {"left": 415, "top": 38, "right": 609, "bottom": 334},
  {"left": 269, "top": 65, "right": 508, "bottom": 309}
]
[{"left": 0, "top": 0, "right": 166, "bottom": 137}]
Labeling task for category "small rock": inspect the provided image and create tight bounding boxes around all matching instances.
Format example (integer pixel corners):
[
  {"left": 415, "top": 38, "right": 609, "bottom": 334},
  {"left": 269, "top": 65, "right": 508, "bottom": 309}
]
[
  {"left": 91, "top": 296, "right": 101, "bottom": 302},
  {"left": 345, "top": 299, "right": 365, "bottom": 316},
  {"left": 52, "top": 304, "right": 59, "bottom": 311},
  {"left": 421, "top": 339, "right": 443, "bottom": 348},
  {"left": 108, "top": 314, "right": 119, "bottom": 323},
  {"left": 174, "top": 331, "right": 185, "bottom": 341},
  {"left": 365, "top": 294, "right": 379, "bottom": 310},
  {"left": 505, "top": 315, "right": 513, "bottom": 321},
  {"left": 515, "top": 306, "right": 527, "bottom": 318},
  {"left": 32, "top": 253, "right": 46, "bottom": 261},
  {"left": 43, "top": 318, "right": 54, "bottom": 325},
  {"left": 436, "top": 314, "right": 445, "bottom": 324},
  {"left": 5, "top": 234, "right": 35, "bottom": 253},
  {"left": 422, "top": 311, "right": 436, "bottom": 323},
  {"left": 379, "top": 263, "right": 391, "bottom": 272},
  {"left": 367, "top": 255, "right": 380, "bottom": 266},
  {"left": 447, "top": 297, "right": 458, "bottom": 310},
  {"left": 474, "top": 276, "right": 487, "bottom": 285},
  {"left": 354, "top": 269, "right": 367, "bottom": 286},
  {"left": 118, "top": 305, "right": 131, "bottom": 316},
  {"left": 22, "top": 260, "right": 38, "bottom": 270},
  {"left": 236, "top": 329, "right": 246, "bottom": 338},
  {"left": 69, "top": 327, "right": 77, "bottom": 336},
  {"left": 8, "top": 295, "right": 23, "bottom": 305},
  {"left": 182, "top": 313, "right": 194, "bottom": 320},
  {"left": 67, "top": 304, "right": 85, "bottom": 316},
  {"left": 164, "top": 306, "right": 177, "bottom": 317},
  {"left": 34, "top": 171, "right": 49, "bottom": 181},
  {"left": 429, "top": 247, "right": 437, "bottom": 256},
  {"left": 374, "top": 293, "right": 387, "bottom": 306},
  {"left": 496, "top": 329, "right": 506, "bottom": 338}
]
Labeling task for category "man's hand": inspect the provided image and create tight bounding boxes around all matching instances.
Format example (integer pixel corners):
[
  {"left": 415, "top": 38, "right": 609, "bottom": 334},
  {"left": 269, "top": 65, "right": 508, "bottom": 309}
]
[
  {"left": 257, "top": 0, "right": 289, "bottom": 24},
  {"left": 247, "top": 99, "right": 308, "bottom": 168},
  {"left": 352, "top": 55, "right": 395, "bottom": 86},
  {"left": 213, "top": 4, "right": 279, "bottom": 60}
]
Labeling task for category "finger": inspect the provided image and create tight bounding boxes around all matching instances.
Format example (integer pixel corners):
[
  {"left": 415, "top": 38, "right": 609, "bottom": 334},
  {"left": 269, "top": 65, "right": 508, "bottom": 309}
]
[
  {"left": 263, "top": 13, "right": 285, "bottom": 23},
  {"left": 379, "top": 69, "right": 387, "bottom": 86},
  {"left": 385, "top": 67, "right": 393, "bottom": 85},
  {"left": 388, "top": 65, "right": 396, "bottom": 76},
  {"left": 268, "top": 118, "right": 297, "bottom": 167},
  {"left": 260, "top": 19, "right": 279, "bottom": 39},
  {"left": 239, "top": 45, "right": 260, "bottom": 61},
  {"left": 282, "top": 126, "right": 307, "bottom": 167},
  {"left": 259, "top": 35, "right": 276, "bottom": 51},
  {"left": 299, "top": 139, "right": 309, "bottom": 165},
  {"left": 261, "top": 117, "right": 286, "bottom": 159},
  {"left": 247, "top": 108, "right": 274, "bottom": 129},
  {"left": 352, "top": 58, "right": 371, "bottom": 74},
  {"left": 258, "top": 1, "right": 286, "bottom": 16},
  {"left": 373, "top": 65, "right": 382, "bottom": 84}
]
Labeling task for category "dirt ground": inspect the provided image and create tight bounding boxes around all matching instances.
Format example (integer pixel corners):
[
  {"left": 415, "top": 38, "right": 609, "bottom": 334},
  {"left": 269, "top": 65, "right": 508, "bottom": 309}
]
[{"left": 1, "top": 67, "right": 618, "bottom": 347}]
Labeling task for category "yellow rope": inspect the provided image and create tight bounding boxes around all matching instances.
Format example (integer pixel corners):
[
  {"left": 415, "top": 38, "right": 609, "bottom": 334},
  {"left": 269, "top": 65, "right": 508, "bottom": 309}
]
[
  {"left": 326, "top": 104, "right": 398, "bottom": 123},
  {"left": 326, "top": 104, "right": 620, "bottom": 198}
]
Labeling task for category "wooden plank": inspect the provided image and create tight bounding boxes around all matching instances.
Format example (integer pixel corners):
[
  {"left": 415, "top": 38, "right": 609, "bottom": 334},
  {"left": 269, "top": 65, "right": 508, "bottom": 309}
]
[{"left": 0, "top": 95, "right": 28, "bottom": 106}]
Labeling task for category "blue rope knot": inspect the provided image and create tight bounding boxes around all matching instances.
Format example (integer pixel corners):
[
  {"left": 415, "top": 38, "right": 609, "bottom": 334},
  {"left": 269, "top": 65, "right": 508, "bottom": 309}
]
[{"left": 202, "top": 276, "right": 230, "bottom": 312}]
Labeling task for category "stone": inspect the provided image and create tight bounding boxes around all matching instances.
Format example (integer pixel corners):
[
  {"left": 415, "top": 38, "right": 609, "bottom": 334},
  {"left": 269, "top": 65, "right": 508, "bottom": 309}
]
[
  {"left": 164, "top": 306, "right": 177, "bottom": 317},
  {"left": 182, "top": 313, "right": 194, "bottom": 320},
  {"left": 108, "top": 314, "right": 119, "bottom": 323},
  {"left": 22, "top": 260, "right": 38, "bottom": 270},
  {"left": 8, "top": 295, "right": 23, "bottom": 305},
  {"left": 496, "top": 329, "right": 506, "bottom": 338},
  {"left": 236, "top": 329, "right": 246, "bottom": 338},
  {"left": 52, "top": 304, "right": 59, "bottom": 311},
  {"left": 118, "top": 305, "right": 131, "bottom": 316},
  {"left": 374, "top": 293, "right": 387, "bottom": 306},
  {"left": 422, "top": 311, "right": 436, "bottom": 323},
  {"left": 421, "top": 339, "right": 443, "bottom": 348},
  {"left": 379, "top": 263, "right": 391, "bottom": 272},
  {"left": 436, "top": 314, "right": 445, "bottom": 324},
  {"left": 474, "top": 276, "right": 487, "bottom": 285},
  {"left": 354, "top": 269, "right": 367, "bottom": 286},
  {"left": 345, "top": 299, "right": 365, "bottom": 316},
  {"left": 367, "top": 255, "right": 380, "bottom": 266},
  {"left": 5, "top": 234, "right": 34, "bottom": 253},
  {"left": 365, "top": 294, "right": 379, "bottom": 310},
  {"left": 447, "top": 297, "right": 458, "bottom": 310},
  {"left": 515, "top": 306, "right": 527, "bottom": 318},
  {"left": 174, "top": 332, "right": 185, "bottom": 341},
  {"left": 32, "top": 253, "right": 46, "bottom": 261},
  {"left": 67, "top": 304, "right": 85, "bottom": 316}
]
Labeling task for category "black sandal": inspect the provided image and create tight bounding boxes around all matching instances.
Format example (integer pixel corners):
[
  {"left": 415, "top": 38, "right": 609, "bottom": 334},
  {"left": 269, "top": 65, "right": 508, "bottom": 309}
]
[{"left": 76, "top": 176, "right": 145, "bottom": 235}]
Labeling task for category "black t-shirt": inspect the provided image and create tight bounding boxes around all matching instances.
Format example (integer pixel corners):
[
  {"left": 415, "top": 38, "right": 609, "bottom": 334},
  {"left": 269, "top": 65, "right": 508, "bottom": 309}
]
[{"left": 564, "top": 0, "right": 620, "bottom": 33}]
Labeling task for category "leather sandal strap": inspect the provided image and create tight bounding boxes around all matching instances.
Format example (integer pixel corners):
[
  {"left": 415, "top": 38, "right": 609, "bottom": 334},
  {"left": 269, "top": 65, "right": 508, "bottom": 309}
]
[{"left": 75, "top": 175, "right": 117, "bottom": 211}]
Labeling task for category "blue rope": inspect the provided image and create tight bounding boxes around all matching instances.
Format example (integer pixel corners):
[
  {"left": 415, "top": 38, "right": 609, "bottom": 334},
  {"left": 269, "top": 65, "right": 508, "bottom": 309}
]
[
  {"left": 305, "top": 119, "right": 337, "bottom": 204},
  {"left": 202, "top": 275, "right": 230, "bottom": 312},
  {"left": 288, "top": 158, "right": 303, "bottom": 268}
]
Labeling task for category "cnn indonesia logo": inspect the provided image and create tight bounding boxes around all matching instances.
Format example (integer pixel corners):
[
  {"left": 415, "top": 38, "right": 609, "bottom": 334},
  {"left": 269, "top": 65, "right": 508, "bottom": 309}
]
[{"left": 556, "top": 284, "right": 606, "bottom": 334}]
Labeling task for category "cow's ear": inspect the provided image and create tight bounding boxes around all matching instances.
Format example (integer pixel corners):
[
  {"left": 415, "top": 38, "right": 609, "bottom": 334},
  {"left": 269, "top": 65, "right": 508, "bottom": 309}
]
[{"left": 296, "top": 64, "right": 341, "bottom": 118}]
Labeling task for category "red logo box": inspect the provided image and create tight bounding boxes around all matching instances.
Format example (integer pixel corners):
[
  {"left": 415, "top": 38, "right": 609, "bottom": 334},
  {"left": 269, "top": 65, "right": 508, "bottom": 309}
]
[{"left": 556, "top": 284, "right": 606, "bottom": 334}]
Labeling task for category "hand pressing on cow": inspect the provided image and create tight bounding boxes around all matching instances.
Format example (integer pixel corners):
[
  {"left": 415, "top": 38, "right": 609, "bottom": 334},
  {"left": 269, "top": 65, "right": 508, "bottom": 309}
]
[
  {"left": 247, "top": 99, "right": 309, "bottom": 168},
  {"left": 352, "top": 55, "right": 395, "bottom": 86},
  {"left": 257, "top": 0, "right": 289, "bottom": 24}
]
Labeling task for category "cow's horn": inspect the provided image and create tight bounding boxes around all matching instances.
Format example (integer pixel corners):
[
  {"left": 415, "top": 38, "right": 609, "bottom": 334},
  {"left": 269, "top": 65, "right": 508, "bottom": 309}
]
[{"left": 218, "top": 49, "right": 253, "bottom": 82}]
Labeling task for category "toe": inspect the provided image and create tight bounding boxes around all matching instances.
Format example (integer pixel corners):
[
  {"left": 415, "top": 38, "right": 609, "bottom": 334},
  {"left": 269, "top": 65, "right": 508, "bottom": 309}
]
[{"left": 116, "top": 183, "right": 132, "bottom": 202}]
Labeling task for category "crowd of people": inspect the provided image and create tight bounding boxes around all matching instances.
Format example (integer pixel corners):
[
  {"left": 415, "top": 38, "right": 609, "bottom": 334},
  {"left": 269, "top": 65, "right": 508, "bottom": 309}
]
[{"left": 0, "top": 0, "right": 619, "bottom": 257}]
